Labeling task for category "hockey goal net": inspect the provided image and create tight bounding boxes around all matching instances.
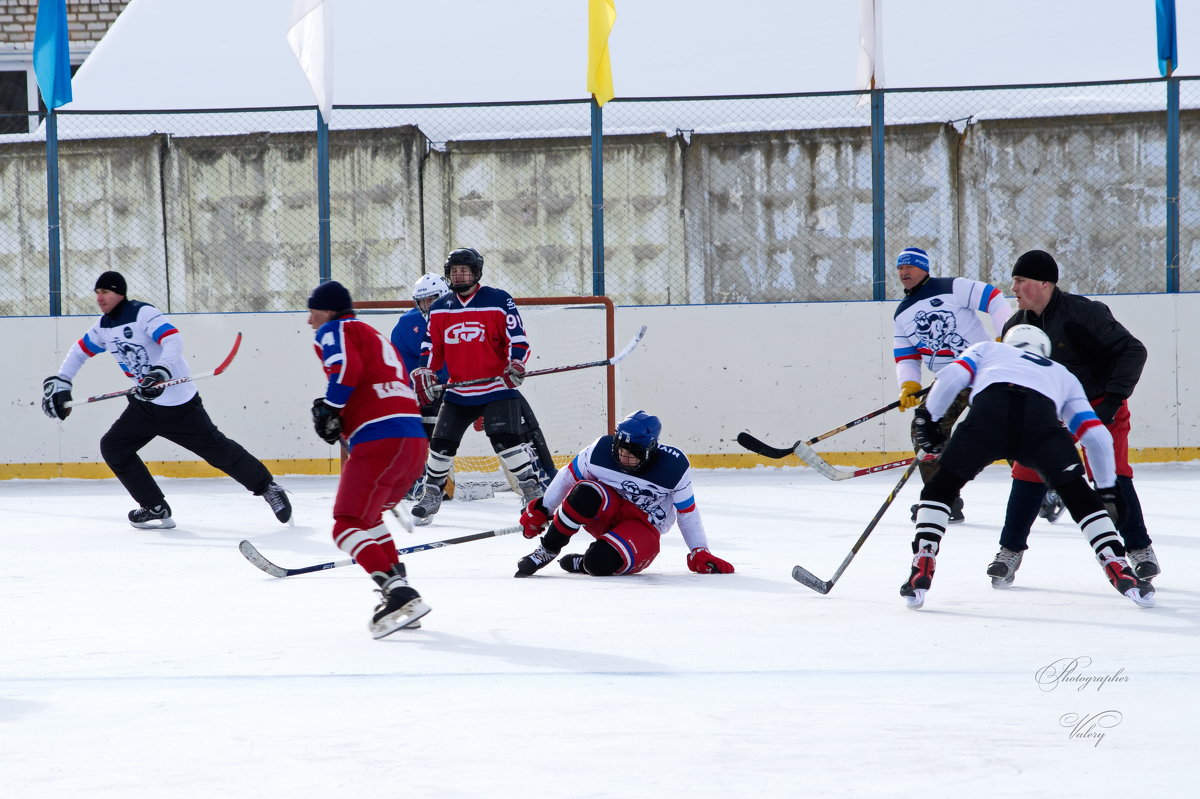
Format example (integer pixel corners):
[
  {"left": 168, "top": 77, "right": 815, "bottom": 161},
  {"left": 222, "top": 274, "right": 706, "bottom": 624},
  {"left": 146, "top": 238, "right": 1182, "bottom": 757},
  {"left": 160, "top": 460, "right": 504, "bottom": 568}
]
[{"left": 354, "top": 295, "right": 617, "bottom": 485}]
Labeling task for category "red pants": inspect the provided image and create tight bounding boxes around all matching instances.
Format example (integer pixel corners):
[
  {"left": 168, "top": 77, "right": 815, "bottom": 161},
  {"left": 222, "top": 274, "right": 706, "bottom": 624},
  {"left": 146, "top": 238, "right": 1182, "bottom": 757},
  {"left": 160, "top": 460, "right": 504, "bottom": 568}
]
[
  {"left": 1012, "top": 399, "right": 1132, "bottom": 483},
  {"left": 567, "top": 480, "right": 661, "bottom": 575},
  {"left": 333, "top": 437, "right": 428, "bottom": 575}
]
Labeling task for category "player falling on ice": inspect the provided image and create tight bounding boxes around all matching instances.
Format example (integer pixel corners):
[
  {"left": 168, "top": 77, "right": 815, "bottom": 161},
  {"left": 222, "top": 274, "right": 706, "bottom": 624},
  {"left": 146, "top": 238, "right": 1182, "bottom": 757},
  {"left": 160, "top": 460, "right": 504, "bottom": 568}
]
[
  {"left": 902, "top": 324, "right": 1155, "bottom": 610},
  {"left": 514, "top": 410, "right": 734, "bottom": 577}
]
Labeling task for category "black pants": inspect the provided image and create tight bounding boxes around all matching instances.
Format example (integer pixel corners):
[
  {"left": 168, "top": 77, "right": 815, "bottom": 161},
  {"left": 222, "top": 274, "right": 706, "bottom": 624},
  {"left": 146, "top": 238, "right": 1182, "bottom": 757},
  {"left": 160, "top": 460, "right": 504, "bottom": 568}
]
[{"left": 100, "top": 394, "right": 272, "bottom": 508}]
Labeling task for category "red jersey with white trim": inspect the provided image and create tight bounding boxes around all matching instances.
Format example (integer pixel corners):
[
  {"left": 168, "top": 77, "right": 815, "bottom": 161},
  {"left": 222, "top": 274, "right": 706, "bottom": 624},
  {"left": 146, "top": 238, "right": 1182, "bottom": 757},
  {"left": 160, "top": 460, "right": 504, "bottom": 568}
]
[
  {"left": 419, "top": 285, "right": 529, "bottom": 406},
  {"left": 313, "top": 316, "right": 425, "bottom": 447}
]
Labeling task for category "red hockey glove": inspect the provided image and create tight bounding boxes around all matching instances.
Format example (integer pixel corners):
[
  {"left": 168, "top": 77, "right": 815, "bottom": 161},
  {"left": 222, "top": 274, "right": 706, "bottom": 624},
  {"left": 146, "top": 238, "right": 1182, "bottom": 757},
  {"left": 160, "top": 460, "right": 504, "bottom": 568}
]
[
  {"left": 411, "top": 367, "right": 443, "bottom": 407},
  {"left": 687, "top": 547, "right": 734, "bottom": 574},
  {"left": 520, "top": 498, "right": 550, "bottom": 539},
  {"left": 503, "top": 360, "right": 526, "bottom": 388}
]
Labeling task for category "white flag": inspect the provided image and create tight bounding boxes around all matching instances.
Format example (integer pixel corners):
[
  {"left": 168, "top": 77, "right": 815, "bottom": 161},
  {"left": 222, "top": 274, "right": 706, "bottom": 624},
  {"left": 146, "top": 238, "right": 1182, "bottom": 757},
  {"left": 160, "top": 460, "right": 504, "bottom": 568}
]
[
  {"left": 857, "top": 0, "right": 883, "bottom": 91},
  {"left": 287, "top": 0, "right": 332, "bottom": 123}
]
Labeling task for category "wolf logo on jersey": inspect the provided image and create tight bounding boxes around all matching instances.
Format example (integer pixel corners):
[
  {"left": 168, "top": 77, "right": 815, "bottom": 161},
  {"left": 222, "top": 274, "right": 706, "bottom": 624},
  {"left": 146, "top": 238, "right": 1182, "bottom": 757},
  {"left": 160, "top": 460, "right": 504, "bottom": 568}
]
[
  {"left": 620, "top": 478, "right": 669, "bottom": 525},
  {"left": 113, "top": 338, "right": 151, "bottom": 378},
  {"left": 912, "top": 309, "right": 971, "bottom": 364}
]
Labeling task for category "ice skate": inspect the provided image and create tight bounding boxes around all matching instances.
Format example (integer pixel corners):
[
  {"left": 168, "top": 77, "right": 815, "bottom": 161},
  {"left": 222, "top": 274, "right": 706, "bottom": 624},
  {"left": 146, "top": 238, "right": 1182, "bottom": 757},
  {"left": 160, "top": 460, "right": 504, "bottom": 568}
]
[
  {"left": 258, "top": 482, "right": 292, "bottom": 523},
  {"left": 128, "top": 503, "right": 175, "bottom": 530},
  {"left": 1038, "top": 489, "right": 1065, "bottom": 523},
  {"left": 1100, "top": 554, "right": 1156, "bottom": 608},
  {"left": 899, "top": 542, "right": 937, "bottom": 609},
  {"left": 986, "top": 547, "right": 1023, "bottom": 589},
  {"left": 515, "top": 544, "right": 560, "bottom": 577},
  {"left": 517, "top": 474, "right": 544, "bottom": 506},
  {"left": 1126, "top": 546, "right": 1160, "bottom": 581},
  {"left": 559, "top": 554, "right": 586, "bottom": 574},
  {"left": 370, "top": 570, "right": 431, "bottom": 638},
  {"left": 410, "top": 481, "right": 444, "bottom": 525}
]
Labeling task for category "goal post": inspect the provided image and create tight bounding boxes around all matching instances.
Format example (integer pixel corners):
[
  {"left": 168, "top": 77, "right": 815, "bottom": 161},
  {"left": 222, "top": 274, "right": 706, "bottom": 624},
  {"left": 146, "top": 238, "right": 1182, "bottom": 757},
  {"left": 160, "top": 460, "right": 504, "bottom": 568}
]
[{"left": 353, "top": 295, "right": 618, "bottom": 482}]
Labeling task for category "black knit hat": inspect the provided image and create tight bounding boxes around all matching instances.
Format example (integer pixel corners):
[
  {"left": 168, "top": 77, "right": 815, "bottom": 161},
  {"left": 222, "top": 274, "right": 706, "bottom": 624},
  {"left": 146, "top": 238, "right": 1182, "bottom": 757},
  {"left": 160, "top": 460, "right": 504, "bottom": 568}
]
[
  {"left": 307, "top": 280, "right": 353, "bottom": 312},
  {"left": 1012, "top": 250, "right": 1059, "bottom": 283},
  {"left": 94, "top": 271, "right": 127, "bottom": 296}
]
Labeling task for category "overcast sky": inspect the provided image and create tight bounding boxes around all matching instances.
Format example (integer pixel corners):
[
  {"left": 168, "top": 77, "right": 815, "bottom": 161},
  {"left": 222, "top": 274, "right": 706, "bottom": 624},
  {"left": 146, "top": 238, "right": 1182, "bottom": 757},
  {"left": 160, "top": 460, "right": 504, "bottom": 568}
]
[{"left": 66, "top": 0, "right": 1198, "bottom": 109}]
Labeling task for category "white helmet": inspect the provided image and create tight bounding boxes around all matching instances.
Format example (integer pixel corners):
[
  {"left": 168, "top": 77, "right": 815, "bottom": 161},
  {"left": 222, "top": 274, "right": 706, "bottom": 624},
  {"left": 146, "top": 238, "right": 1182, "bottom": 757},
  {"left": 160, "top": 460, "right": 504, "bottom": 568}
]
[
  {"left": 412, "top": 273, "right": 451, "bottom": 317},
  {"left": 1002, "top": 324, "right": 1052, "bottom": 358}
]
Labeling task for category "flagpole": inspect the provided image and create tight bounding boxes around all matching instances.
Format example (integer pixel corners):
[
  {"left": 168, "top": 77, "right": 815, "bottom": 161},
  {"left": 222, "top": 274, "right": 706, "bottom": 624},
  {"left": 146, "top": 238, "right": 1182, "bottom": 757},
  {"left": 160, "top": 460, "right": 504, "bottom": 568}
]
[
  {"left": 45, "top": 108, "right": 62, "bottom": 316},
  {"left": 1165, "top": 71, "right": 1179, "bottom": 293},
  {"left": 590, "top": 97, "right": 605, "bottom": 297},
  {"left": 870, "top": 87, "right": 885, "bottom": 301},
  {"left": 316, "top": 109, "right": 331, "bottom": 283}
]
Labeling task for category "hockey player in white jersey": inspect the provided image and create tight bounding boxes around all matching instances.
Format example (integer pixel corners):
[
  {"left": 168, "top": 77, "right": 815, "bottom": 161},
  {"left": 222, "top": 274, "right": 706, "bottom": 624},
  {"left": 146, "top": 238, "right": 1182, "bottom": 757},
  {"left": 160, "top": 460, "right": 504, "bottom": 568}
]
[
  {"left": 41, "top": 271, "right": 290, "bottom": 529},
  {"left": 514, "top": 410, "right": 734, "bottom": 577},
  {"left": 901, "top": 324, "right": 1155, "bottom": 610},
  {"left": 891, "top": 246, "right": 1012, "bottom": 523}
]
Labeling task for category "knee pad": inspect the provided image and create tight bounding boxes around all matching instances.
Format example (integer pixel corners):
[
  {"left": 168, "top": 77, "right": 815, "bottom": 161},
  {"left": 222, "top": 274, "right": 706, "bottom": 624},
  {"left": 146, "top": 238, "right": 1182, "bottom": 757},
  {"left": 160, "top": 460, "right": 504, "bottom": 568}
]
[
  {"left": 582, "top": 540, "right": 624, "bottom": 576},
  {"left": 564, "top": 481, "right": 605, "bottom": 518}
]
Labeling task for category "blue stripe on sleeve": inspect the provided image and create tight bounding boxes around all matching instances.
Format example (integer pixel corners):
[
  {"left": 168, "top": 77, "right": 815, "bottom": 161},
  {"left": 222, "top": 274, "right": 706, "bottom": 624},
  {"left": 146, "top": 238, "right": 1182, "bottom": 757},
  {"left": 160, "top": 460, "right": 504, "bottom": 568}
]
[{"left": 977, "top": 285, "right": 1000, "bottom": 312}]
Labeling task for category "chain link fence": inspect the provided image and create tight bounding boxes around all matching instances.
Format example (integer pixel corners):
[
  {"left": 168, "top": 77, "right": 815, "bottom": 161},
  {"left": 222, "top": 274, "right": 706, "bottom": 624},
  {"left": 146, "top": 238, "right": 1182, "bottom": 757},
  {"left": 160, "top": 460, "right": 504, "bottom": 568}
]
[{"left": 1, "top": 77, "right": 1196, "bottom": 316}]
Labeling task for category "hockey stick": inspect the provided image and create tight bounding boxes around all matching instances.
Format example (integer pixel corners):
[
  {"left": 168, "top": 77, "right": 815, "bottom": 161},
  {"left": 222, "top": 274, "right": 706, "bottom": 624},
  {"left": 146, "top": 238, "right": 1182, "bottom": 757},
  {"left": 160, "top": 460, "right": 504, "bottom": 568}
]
[
  {"left": 64, "top": 332, "right": 243, "bottom": 408},
  {"left": 445, "top": 325, "right": 647, "bottom": 389},
  {"left": 737, "top": 386, "right": 931, "bottom": 459},
  {"left": 791, "top": 458, "right": 920, "bottom": 594},
  {"left": 791, "top": 441, "right": 937, "bottom": 482},
  {"left": 237, "top": 524, "right": 523, "bottom": 578}
]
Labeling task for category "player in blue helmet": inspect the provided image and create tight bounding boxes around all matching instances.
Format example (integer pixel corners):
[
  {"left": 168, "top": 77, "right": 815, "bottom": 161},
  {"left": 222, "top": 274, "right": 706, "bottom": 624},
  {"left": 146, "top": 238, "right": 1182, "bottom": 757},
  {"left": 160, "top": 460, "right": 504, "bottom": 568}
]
[{"left": 514, "top": 410, "right": 734, "bottom": 578}]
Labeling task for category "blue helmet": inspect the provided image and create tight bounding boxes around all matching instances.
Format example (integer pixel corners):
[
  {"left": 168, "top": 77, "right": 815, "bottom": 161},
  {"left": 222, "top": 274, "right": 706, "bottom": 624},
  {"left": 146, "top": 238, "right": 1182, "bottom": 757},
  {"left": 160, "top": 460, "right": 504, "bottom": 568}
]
[{"left": 612, "top": 410, "right": 661, "bottom": 473}]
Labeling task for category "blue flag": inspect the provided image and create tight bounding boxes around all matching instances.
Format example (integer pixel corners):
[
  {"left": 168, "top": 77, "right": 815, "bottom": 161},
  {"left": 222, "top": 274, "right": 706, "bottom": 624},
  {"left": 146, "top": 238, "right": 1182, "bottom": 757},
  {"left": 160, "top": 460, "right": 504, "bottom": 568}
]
[
  {"left": 33, "top": 0, "right": 72, "bottom": 109},
  {"left": 1157, "top": 0, "right": 1178, "bottom": 77}
]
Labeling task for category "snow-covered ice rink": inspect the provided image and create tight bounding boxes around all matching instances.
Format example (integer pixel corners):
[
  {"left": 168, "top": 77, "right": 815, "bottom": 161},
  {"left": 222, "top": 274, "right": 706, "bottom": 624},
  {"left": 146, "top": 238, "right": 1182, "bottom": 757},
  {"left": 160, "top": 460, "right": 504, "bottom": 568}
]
[{"left": 3, "top": 463, "right": 1196, "bottom": 798}]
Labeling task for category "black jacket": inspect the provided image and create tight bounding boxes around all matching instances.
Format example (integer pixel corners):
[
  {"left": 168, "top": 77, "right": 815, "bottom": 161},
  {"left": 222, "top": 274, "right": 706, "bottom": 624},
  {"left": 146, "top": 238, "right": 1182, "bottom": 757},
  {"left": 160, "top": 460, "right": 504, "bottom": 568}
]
[{"left": 1002, "top": 288, "right": 1146, "bottom": 402}]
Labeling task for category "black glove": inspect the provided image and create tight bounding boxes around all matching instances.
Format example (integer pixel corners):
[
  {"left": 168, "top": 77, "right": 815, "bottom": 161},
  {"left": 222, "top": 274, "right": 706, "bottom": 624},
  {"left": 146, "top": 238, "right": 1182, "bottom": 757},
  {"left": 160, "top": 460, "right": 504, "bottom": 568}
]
[
  {"left": 42, "top": 375, "right": 73, "bottom": 420},
  {"left": 911, "top": 406, "right": 947, "bottom": 455},
  {"left": 311, "top": 398, "right": 343, "bottom": 444},
  {"left": 1095, "top": 483, "right": 1127, "bottom": 526},
  {"left": 1093, "top": 396, "right": 1123, "bottom": 426},
  {"left": 134, "top": 365, "right": 171, "bottom": 401}
]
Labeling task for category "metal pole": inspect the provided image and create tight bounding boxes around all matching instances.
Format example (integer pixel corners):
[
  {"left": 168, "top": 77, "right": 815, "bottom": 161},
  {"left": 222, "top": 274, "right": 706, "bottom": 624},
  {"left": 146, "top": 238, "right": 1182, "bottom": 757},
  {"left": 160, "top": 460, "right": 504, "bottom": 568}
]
[
  {"left": 590, "top": 98, "right": 605, "bottom": 297},
  {"left": 870, "top": 89, "right": 886, "bottom": 300},
  {"left": 1166, "top": 76, "right": 1180, "bottom": 293},
  {"left": 317, "top": 109, "right": 332, "bottom": 282},
  {"left": 45, "top": 109, "right": 62, "bottom": 316}
]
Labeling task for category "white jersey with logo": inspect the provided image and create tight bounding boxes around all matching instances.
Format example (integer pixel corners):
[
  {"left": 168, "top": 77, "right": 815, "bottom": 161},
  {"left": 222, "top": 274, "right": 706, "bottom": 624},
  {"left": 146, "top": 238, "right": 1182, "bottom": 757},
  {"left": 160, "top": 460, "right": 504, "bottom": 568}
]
[
  {"left": 928, "top": 340, "right": 1115, "bottom": 485},
  {"left": 893, "top": 276, "right": 1011, "bottom": 385}
]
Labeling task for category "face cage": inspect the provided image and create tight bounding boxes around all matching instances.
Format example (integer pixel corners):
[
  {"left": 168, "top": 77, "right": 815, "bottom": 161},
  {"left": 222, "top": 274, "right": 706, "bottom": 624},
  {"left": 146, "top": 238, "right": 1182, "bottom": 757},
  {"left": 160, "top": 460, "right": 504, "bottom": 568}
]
[{"left": 613, "top": 438, "right": 653, "bottom": 473}]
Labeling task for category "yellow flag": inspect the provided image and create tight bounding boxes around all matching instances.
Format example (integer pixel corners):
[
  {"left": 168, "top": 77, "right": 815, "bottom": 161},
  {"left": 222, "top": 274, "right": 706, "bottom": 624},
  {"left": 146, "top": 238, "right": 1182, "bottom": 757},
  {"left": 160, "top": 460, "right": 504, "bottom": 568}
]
[{"left": 587, "top": 0, "right": 616, "bottom": 106}]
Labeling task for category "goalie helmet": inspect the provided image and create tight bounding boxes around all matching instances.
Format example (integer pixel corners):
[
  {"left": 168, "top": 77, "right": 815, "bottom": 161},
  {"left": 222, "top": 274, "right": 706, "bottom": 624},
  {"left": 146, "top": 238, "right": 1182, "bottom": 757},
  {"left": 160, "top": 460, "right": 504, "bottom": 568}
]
[
  {"left": 612, "top": 410, "right": 662, "bottom": 474},
  {"left": 1002, "top": 324, "right": 1052, "bottom": 358},
  {"left": 411, "top": 273, "right": 451, "bottom": 318},
  {"left": 444, "top": 247, "right": 484, "bottom": 292}
]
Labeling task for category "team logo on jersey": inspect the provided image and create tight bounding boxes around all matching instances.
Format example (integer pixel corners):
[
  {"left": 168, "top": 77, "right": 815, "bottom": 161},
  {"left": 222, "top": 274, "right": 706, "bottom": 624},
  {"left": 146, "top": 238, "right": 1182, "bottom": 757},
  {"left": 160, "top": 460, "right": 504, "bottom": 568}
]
[
  {"left": 620, "top": 479, "right": 668, "bottom": 524},
  {"left": 445, "top": 321, "right": 487, "bottom": 343},
  {"left": 114, "top": 339, "right": 150, "bottom": 377},
  {"left": 123, "top": 326, "right": 133, "bottom": 339},
  {"left": 929, "top": 299, "right": 944, "bottom": 308},
  {"left": 913, "top": 310, "right": 970, "bottom": 357}
]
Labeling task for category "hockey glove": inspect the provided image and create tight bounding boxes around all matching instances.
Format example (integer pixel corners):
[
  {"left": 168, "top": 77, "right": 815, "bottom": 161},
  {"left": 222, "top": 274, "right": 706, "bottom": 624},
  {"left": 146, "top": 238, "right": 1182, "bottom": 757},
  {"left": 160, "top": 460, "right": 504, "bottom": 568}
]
[
  {"left": 134, "top": 365, "right": 171, "bottom": 401},
  {"left": 687, "top": 547, "right": 735, "bottom": 574},
  {"left": 898, "top": 381, "right": 923, "bottom": 412},
  {"left": 520, "top": 498, "right": 550, "bottom": 539},
  {"left": 503, "top": 359, "right": 526, "bottom": 388},
  {"left": 311, "top": 398, "right": 343, "bottom": 444},
  {"left": 411, "top": 367, "right": 443, "bottom": 407},
  {"left": 1093, "top": 395, "right": 1124, "bottom": 427},
  {"left": 911, "top": 406, "right": 947, "bottom": 455},
  {"left": 1095, "top": 483, "right": 1127, "bottom": 527},
  {"left": 41, "top": 375, "right": 73, "bottom": 420}
]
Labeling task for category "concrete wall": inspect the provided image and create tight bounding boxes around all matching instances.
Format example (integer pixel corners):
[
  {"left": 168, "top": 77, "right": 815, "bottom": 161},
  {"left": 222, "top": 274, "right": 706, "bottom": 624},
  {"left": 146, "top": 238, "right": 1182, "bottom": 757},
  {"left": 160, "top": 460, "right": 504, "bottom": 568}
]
[{"left": 8, "top": 292, "right": 1197, "bottom": 479}]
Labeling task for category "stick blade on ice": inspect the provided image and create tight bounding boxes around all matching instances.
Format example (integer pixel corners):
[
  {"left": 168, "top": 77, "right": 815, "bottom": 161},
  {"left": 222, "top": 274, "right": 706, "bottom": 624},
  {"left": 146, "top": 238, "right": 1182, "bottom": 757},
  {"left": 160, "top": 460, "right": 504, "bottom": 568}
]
[{"left": 791, "top": 565, "right": 833, "bottom": 594}]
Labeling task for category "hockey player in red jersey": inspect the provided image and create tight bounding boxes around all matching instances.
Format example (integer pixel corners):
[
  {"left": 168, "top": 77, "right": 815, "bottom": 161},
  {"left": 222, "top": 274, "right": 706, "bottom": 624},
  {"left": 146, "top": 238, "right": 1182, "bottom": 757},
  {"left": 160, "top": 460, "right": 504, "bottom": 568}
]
[
  {"left": 307, "top": 280, "right": 431, "bottom": 637},
  {"left": 514, "top": 410, "right": 734, "bottom": 578},
  {"left": 409, "top": 247, "right": 548, "bottom": 525}
]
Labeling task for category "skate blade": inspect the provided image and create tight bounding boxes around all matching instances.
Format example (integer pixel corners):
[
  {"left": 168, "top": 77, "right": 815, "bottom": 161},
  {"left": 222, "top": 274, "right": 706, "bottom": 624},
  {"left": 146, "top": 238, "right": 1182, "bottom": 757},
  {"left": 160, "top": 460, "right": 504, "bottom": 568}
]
[
  {"left": 411, "top": 515, "right": 433, "bottom": 527},
  {"left": 989, "top": 576, "right": 1015, "bottom": 590},
  {"left": 1124, "top": 588, "right": 1156, "bottom": 608},
  {"left": 371, "top": 598, "right": 432, "bottom": 639},
  {"left": 130, "top": 517, "right": 176, "bottom": 530},
  {"left": 902, "top": 589, "right": 926, "bottom": 610}
]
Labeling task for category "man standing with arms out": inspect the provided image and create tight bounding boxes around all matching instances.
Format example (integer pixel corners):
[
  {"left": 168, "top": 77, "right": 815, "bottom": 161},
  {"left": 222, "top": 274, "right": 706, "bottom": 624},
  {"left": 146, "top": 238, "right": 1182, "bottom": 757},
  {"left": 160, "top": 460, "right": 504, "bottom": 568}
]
[
  {"left": 903, "top": 325, "right": 1154, "bottom": 610},
  {"left": 308, "top": 280, "right": 431, "bottom": 637},
  {"left": 514, "top": 410, "right": 734, "bottom": 578},
  {"left": 891, "top": 246, "right": 1012, "bottom": 523},
  {"left": 409, "top": 247, "right": 546, "bottom": 525},
  {"left": 988, "top": 250, "right": 1156, "bottom": 588},
  {"left": 41, "top": 271, "right": 291, "bottom": 529}
]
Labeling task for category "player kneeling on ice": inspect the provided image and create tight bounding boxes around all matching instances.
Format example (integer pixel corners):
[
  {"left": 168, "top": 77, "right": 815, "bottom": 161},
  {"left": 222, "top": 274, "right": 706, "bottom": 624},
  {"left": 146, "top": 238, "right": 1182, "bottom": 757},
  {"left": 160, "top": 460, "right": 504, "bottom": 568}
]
[
  {"left": 901, "top": 324, "right": 1155, "bottom": 610},
  {"left": 514, "top": 410, "right": 734, "bottom": 577}
]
